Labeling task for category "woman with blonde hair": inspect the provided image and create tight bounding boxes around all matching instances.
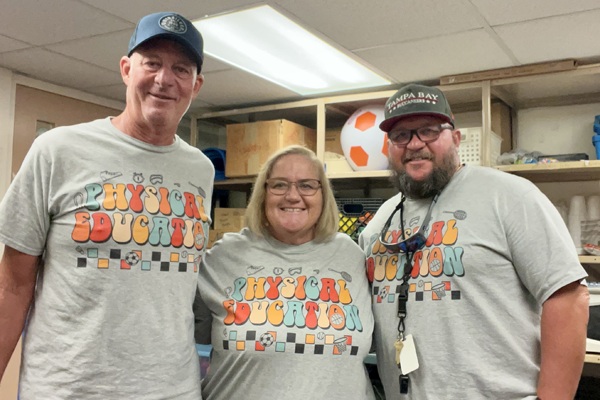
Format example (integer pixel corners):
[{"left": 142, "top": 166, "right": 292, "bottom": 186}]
[{"left": 196, "top": 145, "right": 375, "bottom": 399}]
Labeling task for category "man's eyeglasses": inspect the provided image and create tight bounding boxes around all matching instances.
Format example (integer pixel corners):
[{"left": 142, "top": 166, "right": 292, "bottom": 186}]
[
  {"left": 379, "top": 194, "right": 439, "bottom": 254},
  {"left": 388, "top": 124, "right": 453, "bottom": 147},
  {"left": 265, "top": 179, "right": 322, "bottom": 196}
]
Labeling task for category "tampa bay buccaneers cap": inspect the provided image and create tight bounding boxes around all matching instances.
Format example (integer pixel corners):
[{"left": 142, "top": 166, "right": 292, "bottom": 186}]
[{"left": 379, "top": 84, "right": 454, "bottom": 132}]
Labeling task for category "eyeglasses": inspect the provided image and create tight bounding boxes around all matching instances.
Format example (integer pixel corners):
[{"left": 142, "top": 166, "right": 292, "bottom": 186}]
[
  {"left": 388, "top": 124, "right": 453, "bottom": 146},
  {"left": 379, "top": 194, "right": 439, "bottom": 254},
  {"left": 265, "top": 178, "right": 322, "bottom": 196}
]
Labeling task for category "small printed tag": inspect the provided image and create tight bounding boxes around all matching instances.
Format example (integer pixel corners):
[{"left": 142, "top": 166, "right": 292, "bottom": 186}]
[{"left": 400, "top": 335, "right": 419, "bottom": 375}]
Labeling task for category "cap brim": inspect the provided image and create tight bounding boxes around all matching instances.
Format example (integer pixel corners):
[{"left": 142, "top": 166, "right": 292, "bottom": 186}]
[{"left": 379, "top": 112, "right": 454, "bottom": 132}]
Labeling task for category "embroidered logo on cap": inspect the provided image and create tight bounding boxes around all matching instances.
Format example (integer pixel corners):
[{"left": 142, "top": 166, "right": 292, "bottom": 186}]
[
  {"left": 159, "top": 15, "right": 188, "bottom": 34},
  {"left": 386, "top": 91, "right": 439, "bottom": 112}
]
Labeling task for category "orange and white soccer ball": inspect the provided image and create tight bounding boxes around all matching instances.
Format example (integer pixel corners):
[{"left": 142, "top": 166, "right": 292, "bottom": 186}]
[{"left": 340, "top": 105, "right": 389, "bottom": 171}]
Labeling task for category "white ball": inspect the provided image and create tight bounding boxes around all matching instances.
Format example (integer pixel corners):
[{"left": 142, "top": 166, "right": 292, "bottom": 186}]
[{"left": 340, "top": 105, "right": 389, "bottom": 171}]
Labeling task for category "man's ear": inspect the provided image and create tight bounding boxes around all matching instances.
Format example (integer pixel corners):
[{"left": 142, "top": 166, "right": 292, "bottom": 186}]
[
  {"left": 120, "top": 56, "right": 132, "bottom": 85},
  {"left": 192, "top": 74, "right": 204, "bottom": 99},
  {"left": 452, "top": 129, "right": 461, "bottom": 148}
]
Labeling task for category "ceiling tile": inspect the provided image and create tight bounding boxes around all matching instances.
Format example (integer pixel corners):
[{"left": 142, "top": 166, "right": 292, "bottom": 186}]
[
  {"left": 0, "top": 48, "right": 123, "bottom": 89},
  {"left": 471, "top": 0, "right": 600, "bottom": 26},
  {"left": 355, "top": 29, "right": 515, "bottom": 83},
  {"left": 84, "top": 84, "right": 126, "bottom": 101},
  {"left": 199, "top": 68, "right": 298, "bottom": 107},
  {"left": 0, "top": 0, "right": 132, "bottom": 46},
  {"left": 0, "top": 34, "right": 31, "bottom": 53},
  {"left": 494, "top": 10, "right": 600, "bottom": 64},
  {"left": 45, "top": 29, "right": 132, "bottom": 72},
  {"left": 276, "top": 0, "right": 483, "bottom": 50},
  {"left": 79, "top": 0, "right": 259, "bottom": 23},
  {"left": 47, "top": 29, "right": 232, "bottom": 74}
]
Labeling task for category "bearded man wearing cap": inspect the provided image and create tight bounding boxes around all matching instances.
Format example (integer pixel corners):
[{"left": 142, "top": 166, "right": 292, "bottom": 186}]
[
  {"left": 359, "top": 84, "right": 589, "bottom": 399},
  {"left": 0, "top": 12, "right": 213, "bottom": 399}
]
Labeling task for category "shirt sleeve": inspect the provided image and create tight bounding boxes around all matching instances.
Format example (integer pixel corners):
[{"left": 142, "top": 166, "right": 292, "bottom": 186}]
[
  {"left": 504, "top": 187, "right": 587, "bottom": 304},
  {"left": 0, "top": 140, "right": 52, "bottom": 256}
]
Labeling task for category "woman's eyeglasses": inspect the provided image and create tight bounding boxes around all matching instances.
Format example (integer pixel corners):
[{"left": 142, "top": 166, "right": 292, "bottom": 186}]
[
  {"left": 388, "top": 124, "right": 453, "bottom": 147},
  {"left": 265, "top": 179, "right": 322, "bottom": 196},
  {"left": 379, "top": 194, "right": 439, "bottom": 254}
]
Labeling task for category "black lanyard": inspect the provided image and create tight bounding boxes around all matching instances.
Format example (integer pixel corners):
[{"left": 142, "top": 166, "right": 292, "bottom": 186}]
[
  {"left": 397, "top": 198, "right": 412, "bottom": 395},
  {"left": 397, "top": 196, "right": 412, "bottom": 337}
]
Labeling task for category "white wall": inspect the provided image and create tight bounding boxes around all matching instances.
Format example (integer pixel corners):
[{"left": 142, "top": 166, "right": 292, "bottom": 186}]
[
  {"left": 514, "top": 104, "right": 600, "bottom": 219},
  {"left": 516, "top": 103, "right": 600, "bottom": 159}
]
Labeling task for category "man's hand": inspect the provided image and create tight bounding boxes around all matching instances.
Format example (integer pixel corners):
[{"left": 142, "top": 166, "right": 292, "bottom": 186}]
[
  {"left": 0, "top": 246, "right": 39, "bottom": 379},
  {"left": 537, "top": 281, "right": 589, "bottom": 400}
]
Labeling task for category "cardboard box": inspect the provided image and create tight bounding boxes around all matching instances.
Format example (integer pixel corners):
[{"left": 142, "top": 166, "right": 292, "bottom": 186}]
[
  {"left": 208, "top": 228, "right": 238, "bottom": 249},
  {"left": 324, "top": 151, "right": 353, "bottom": 174},
  {"left": 325, "top": 128, "right": 343, "bottom": 155},
  {"left": 491, "top": 101, "right": 512, "bottom": 154},
  {"left": 440, "top": 59, "right": 577, "bottom": 85},
  {"left": 225, "top": 119, "right": 316, "bottom": 177},
  {"left": 214, "top": 208, "right": 246, "bottom": 230}
]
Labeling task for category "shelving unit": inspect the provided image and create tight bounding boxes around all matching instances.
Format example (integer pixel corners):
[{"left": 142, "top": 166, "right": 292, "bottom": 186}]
[
  {"left": 196, "top": 62, "right": 600, "bottom": 183},
  {"left": 198, "top": 80, "right": 490, "bottom": 193}
]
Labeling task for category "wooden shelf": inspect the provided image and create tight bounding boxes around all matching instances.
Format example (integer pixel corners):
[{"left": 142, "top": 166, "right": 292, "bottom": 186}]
[
  {"left": 213, "top": 170, "right": 393, "bottom": 191},
  {"left": 327, "top": 170, "right": 390, "bottom": 179},
  {"left": 494, "top": 160, "right": 600, "bottom": 182},
  {"left": 585, "top": 353, "right": 600, "bottom": 364},
  {"left": 213, "top": 177, "right": 255, "bottom": 191},
  {"left": 491, "top": 64, "right": 600, "bottom": 109},
  {"left": 579, "top": 256, "right": 600, "bottom": 264},
  {"left": 327, "top": 170, "right": 391, "bottom": 191}
]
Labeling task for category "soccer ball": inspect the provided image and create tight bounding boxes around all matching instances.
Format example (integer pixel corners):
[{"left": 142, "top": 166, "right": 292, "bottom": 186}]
[
  {"left": 124, "top": 251, "right": 140, "bottom": 266},
  {"left": 379, "top": 287, "right": 388, "bottom": 298},
  {"left": 259, "top": 332, "right": 274, "bottom": 347},
  {"left": 340, "top": 105, "right": 389, "bottom": 171}
]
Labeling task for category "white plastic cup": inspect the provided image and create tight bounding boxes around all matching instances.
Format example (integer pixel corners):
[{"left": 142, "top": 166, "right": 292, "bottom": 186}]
[
  {"left": 588, "top": 196, "right": 600, "bottom": 220},
  {"left": 568, "top": 196, "right": 586, "bottom": 253}
]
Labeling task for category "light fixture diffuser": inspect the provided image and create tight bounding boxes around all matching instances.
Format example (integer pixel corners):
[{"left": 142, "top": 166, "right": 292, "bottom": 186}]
[{"left": 193, "top": 6, "right": 390, "bottom": 95}]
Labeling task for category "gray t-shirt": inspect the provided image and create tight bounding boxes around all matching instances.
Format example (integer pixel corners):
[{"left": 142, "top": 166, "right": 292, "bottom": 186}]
[
  {"left": 0, "top": 118, "right": 214, "bottom": 399},
  {"left": 196, "top": 229, "right": 375, "bottom": 400},
  {"left": 358, "top": 166, "right": 587, "bottom": 400}
]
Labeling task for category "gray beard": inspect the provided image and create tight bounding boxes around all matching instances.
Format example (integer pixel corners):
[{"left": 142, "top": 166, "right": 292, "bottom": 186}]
[{"left": 389, "top": 150, "right": 459, "bottom": 199}]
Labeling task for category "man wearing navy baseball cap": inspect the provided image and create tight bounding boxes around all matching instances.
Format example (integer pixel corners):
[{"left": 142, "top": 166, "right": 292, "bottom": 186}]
[
  {"left": 0, "top": 12, "right": 215, "bottom": 399},
  {"left": 358, "top": 83, "right": 589, "bottom": 399}
]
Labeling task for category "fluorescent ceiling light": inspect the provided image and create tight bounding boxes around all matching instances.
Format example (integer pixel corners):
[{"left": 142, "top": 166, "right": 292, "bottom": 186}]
[{"left": 193, "top": 6, "right": 390, "bottom": 95}]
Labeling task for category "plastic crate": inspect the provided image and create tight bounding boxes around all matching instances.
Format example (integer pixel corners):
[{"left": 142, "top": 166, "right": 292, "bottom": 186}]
[
  {"left": 459, "top": 127, "right": 502, "bottom": 166},
  {"left": 336, "top": 198, "right": 383, "bottom": 242}
]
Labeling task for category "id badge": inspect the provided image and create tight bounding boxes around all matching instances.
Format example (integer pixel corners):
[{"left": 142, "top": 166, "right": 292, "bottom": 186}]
[{"left": 400, "top": 334, "right": 419, "bottom": 375}]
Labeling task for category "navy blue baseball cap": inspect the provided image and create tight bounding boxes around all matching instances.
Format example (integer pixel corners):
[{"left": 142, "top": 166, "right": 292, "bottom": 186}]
[{"left": 128, "top": 12, "right": 204, "bottom": 72}]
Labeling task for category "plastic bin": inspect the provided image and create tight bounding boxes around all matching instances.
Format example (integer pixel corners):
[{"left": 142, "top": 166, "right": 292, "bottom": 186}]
[
  {"left": 335, "top": 198, "right": 383, "bottom": 242},
  {"left": 458, "top": 127, "right": 502, "bottom": 166},
  {"left": 202, "top": 148, "right": 226, "bottom": 180}
]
